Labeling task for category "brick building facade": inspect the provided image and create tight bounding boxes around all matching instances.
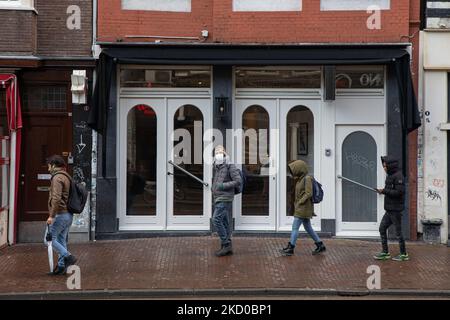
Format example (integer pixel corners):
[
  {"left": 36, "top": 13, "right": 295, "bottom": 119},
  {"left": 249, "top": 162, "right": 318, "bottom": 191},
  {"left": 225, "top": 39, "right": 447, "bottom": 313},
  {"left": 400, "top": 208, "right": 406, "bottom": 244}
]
[
  {"left": 92, "top": 0, "right": 421, "bottom": 240},
  {"left": 0, "top": 0, "right": 94, "bottom": 244}
]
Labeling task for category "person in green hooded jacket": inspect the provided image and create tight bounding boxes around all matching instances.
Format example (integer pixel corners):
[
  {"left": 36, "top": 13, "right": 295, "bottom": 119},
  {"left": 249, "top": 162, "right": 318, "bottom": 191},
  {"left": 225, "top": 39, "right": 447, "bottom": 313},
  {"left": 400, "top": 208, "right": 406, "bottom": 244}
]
[{"left": 280, "top": 160, "right": 326, "bottom": 256}]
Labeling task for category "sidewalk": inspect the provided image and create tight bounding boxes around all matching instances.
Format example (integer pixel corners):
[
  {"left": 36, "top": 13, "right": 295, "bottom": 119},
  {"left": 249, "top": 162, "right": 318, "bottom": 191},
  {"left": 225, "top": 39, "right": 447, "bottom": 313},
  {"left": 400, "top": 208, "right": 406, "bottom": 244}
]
[{"left": 0, "top": 237, "right": 448, "bottom": 298}]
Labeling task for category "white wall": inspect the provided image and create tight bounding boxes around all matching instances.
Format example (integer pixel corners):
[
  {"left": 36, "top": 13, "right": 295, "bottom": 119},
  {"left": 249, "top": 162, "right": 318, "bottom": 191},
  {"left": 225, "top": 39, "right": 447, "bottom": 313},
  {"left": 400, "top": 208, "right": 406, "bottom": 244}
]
[
  {"left": 419, "top": 31, "right": 450, "bottom": 244},
  {"left": 424, "top": 32, "right": 450, "bottom": 69},
  {"left": 335, "top": 96, "right": 385, "bottom": 125},
  {"left": 422, "top": 71, "right": 448, "bottom": 244}
]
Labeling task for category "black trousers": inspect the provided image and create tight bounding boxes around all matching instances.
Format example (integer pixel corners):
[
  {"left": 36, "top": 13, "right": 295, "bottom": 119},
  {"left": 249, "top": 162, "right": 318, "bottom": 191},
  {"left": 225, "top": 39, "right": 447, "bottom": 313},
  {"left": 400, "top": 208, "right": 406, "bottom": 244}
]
[{"left": 379, "top": 211, "right": 406, "bottom": 254}]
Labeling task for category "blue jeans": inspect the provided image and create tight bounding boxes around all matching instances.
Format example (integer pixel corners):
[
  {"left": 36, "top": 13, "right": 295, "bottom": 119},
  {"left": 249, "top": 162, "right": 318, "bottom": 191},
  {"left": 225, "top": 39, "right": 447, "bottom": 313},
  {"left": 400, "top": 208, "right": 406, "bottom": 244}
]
[
  {"left": 289, "top": 217, "right": 321, "bottom": 247},
  {"left": 212, "top": 202, "right": 233, "bottom": 246},
  {"left": 50, "top": 213, "right": 73, "bottom": 267}
]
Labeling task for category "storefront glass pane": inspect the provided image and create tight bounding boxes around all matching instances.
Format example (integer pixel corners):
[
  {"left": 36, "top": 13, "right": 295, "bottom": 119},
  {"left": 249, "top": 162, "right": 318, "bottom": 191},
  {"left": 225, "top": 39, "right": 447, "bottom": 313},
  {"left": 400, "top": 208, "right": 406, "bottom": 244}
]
[
  {"left": 286, "top": 106, "right": 314, "bottom": 216},
  {"left": 126, "top": 104, "right": 157, "bottom": 216},
  {"left": 121, "top": 69, "right": 211, "bottom": 88},
  {"left": 242, "top": 105, "right": 270, "bottom": 216},
  {"left": 236, "top": 68, "right": 321, "bottom": 88},
  {"left": 335, "top": 66, "right": 384, "bottom": 89},
  {"left": 342, "top": 131, "right": 377, "bottom": 222},
  {"left": 173, "top": 105, "right": 204, "bottom": 216}
]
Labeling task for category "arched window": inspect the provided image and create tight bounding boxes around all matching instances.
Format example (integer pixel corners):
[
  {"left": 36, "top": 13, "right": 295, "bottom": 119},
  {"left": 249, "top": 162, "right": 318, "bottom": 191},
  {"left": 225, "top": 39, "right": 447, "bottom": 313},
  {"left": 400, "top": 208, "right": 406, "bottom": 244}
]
[
  {"left": 172, "top": 105, "right": 204, "bottom": 216},
  {"left": 286, "top": 106, "right": 314, "bottom": 216},
  {"left": 342, "top": 131, "right": 377, "bottom": 222},
  {"left": 241, "top": 105, "right": 270, "bottom": 216},
  {"left": 126, "top": 104, "right": 157, "bottom": 216}
]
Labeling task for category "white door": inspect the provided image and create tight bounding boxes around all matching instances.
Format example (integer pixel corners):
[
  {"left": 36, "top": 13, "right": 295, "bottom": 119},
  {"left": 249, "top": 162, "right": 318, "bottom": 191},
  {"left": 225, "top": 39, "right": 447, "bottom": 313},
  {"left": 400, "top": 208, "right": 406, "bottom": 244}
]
[
  {"left": 278, "top": 99, "right": 321, "bottom": 231},
  {"left": 118, "top": 98, "right": 167, "bottom": 230},
  {"left": 336, "top": 125, "right": 385, "bottom": 237},
  {"left": 166, "top": 98, "right": 212, "bottom": 230},
  {"left": 118, "top": 97, "right": 212, "bottom": 231},
  {"left": 234, "top": 99, "right": 277, "bottom": 231}
]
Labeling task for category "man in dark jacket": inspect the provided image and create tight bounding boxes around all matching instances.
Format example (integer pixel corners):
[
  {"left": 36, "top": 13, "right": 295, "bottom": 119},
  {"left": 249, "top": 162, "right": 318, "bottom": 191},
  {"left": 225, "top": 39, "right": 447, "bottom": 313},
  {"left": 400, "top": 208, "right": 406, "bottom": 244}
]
[
  {"left": 212, "top": 145, "right": 241, "bottom": 257},
  {"left": 374, "top": 156, "right": 409, "bottom": 261}
]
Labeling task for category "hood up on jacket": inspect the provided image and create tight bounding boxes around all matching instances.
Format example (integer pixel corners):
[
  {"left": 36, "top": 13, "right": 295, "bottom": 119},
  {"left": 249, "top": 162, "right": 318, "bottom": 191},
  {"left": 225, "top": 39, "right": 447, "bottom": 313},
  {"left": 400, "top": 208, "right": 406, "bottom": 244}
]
[
  {"left": 288, "top": 160, "right": 308, "bottom": 180},
  {"left": 381, "top": 156, "right": 400, "bottom": 175}
]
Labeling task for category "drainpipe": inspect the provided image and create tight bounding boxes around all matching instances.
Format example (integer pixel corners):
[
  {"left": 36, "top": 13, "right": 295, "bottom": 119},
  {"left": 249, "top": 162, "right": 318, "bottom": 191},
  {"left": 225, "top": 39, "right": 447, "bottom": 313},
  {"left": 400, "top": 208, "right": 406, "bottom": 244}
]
[
  {"left": 89, "top": 0, "right": 98, "bottom": 241},
  {"left": 92, "top": 0, "right": 98, "bottom": 57}
]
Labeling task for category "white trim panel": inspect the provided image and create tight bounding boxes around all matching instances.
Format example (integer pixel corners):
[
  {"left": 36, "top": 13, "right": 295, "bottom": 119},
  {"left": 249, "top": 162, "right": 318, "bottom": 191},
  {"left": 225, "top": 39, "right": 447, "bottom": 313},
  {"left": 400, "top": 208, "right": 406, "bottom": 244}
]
[{"left": 233, "top": 0, "right": 302, "bottom": 12}]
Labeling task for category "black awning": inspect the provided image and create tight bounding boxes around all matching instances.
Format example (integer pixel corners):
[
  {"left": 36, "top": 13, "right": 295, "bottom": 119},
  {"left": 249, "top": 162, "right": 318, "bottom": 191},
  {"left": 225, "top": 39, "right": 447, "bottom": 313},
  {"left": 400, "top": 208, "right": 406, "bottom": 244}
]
[
  {"left": 88, "top": 44, "right": 420, "bottom": 134},
  {"left": 98, "top": 43, "right": 408, "bottom": 65}
]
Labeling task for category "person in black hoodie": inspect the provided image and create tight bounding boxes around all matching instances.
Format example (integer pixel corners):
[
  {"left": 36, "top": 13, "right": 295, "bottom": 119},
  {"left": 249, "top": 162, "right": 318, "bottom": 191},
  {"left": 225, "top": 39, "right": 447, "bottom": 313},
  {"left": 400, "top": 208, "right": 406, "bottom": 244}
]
[{"left": 374, "top": 156, "right": 409, "bottom": 261}]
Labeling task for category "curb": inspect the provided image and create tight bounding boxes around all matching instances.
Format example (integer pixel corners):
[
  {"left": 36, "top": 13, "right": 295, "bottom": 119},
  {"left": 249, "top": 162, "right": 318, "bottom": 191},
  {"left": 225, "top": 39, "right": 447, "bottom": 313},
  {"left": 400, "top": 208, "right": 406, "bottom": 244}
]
[{"left": 0, "top": 288, "right": 449, "bottom": 299}]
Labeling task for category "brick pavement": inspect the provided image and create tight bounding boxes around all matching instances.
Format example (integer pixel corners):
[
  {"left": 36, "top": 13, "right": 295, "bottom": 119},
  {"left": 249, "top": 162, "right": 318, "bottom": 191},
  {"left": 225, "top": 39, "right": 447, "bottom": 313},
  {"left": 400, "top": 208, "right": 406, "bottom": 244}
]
[{"left": 0, "top": 237, "right": 448, "bottom": 296}]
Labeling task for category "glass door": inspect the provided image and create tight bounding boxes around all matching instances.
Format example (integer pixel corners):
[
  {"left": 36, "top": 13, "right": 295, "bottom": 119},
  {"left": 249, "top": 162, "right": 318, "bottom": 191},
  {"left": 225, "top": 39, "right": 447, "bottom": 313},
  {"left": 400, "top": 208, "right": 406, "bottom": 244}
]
[
  {"left": 336, "top": 125, "right": 385, "bottom": 236},
  {"left": 234, "top": 99, "right": 277, "bottom": 231},
  {"left": 118, "top": 98, "right": 166, "bottom": 230},
  {"left": 166, "top": 98, "right": 212, "bottom": 230},
  {"left": 278, "top": 99, "right": 321, "bottom": 231}
]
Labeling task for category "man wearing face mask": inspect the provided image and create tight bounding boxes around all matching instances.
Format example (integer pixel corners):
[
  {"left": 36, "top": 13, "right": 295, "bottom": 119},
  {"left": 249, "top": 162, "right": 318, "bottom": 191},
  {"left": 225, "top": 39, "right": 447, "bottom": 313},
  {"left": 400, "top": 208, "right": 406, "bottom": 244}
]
[{"left": 212, "top": 145, "right": 242, "bottom": 257}]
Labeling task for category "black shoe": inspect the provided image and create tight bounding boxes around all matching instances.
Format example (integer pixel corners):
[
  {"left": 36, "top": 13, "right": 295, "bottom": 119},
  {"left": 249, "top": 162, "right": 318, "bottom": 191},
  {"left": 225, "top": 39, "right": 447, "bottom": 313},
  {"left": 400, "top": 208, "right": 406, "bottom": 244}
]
[
  {"left": 312, "top": 242, "right": 326, "bottom": 255},
  {"left": 64, "top": 255, "right": 77, "bottom": 267},
  {"left": 280, "top": 242, "right": 295, "bottom": 256},
  {"left": 215, "top": 243, "right": 232, "bottom": 257},
  {"left": 214, "top": 245, "right": 224, "bottom": 256},
  {"left": 48, "top": 265, "right": 66, "bottom": 276}
]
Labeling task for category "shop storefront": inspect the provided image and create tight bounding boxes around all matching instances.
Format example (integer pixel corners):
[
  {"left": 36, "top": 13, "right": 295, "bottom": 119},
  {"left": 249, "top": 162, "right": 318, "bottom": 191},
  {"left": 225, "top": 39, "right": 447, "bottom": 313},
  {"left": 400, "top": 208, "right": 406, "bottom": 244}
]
[
  {"left": 90, "top": 44, "right": 420, "bottom": 239},
  {"left": 0, "top": 74, "right": 22, "bottom": 246}
]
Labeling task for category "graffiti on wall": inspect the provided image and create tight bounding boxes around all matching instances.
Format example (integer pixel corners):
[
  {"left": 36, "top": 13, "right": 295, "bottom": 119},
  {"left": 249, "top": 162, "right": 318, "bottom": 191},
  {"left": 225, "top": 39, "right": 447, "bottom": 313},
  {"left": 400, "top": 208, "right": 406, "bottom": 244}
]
[
  {"left": 72, "top": 105, "right": 92, "bottom": 231},
  {"left": 426, "top": 189, "right": 442, "bottom": 202},
  {"left": 432, "top": 179, "right": 445, "bottom": 189},
  {"left": 0, "top": 209, "right": 7, "bottom": 247}
]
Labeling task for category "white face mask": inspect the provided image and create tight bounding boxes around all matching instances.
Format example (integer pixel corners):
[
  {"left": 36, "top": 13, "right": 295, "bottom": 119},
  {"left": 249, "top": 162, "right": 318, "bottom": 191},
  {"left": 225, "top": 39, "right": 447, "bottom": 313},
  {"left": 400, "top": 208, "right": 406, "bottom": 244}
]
[{"left": 215, "top": 153, "right": 224, "bottom": 164}]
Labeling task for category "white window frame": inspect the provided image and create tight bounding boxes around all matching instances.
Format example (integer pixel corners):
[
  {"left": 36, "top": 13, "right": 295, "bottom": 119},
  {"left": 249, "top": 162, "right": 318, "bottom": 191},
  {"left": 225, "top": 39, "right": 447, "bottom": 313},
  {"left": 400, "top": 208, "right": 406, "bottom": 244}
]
[
  {"left": 320, "top": 0, "right": 390, "bottom": 11},
  {"left": 0, "top": 0, "right": 34, "bottom": 11},
  {"left": 233, "top": 0, "right": 302, "bottom": 12},
  {"left": 122, "top": 0, "right": 191, "bottom": 12}
]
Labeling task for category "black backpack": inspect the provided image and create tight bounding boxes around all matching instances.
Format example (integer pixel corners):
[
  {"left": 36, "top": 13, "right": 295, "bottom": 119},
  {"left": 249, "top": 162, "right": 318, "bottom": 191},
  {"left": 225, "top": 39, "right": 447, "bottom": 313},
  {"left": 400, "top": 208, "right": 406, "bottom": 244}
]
[
  {"left": 227, "top": 164, "right": 247, "bottom": 195},
  {"left": 303, "top": 175, "right": 324, "bottom": 204},
  {"left": 53, "top": 171, "right": 89, "bottom": 214}
]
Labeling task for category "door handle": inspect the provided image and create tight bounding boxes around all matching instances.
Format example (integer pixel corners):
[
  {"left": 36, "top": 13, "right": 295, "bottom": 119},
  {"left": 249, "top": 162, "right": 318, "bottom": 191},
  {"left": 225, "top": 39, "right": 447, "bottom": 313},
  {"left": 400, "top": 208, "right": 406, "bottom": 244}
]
[
  {"left": 168, "top": 160, "right": 209, "bottom": 187},
  {"left": 167, "top": 172, "right": 174, "bottom": 176}
]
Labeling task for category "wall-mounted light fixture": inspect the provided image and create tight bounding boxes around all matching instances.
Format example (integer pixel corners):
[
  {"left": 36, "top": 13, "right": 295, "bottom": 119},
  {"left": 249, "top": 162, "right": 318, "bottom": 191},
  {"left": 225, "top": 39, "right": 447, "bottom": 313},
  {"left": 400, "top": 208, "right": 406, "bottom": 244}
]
[
  {"left": 71, "top": 70, "right": 87, "bottom": 104},
  {"left": 215, "top": 96, "right": 229, "bottom": 119}
]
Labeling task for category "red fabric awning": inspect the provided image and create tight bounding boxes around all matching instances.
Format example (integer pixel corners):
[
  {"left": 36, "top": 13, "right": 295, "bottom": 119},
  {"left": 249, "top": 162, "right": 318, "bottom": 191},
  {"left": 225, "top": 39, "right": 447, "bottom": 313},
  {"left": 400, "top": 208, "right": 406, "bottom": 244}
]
[{"left": 0, "top": 74, "right": 22, "bottom": 244}]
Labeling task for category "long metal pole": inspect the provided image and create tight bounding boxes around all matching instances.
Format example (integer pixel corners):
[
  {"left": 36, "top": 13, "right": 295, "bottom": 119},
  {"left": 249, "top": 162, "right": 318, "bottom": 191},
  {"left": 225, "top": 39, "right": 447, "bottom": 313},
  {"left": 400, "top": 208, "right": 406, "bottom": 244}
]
[
  {"left": 168, "top": 160, "right": 209, "bottom": 187},
  {"left": 337, "top": 175, "right": 378, "bottom": 193}
]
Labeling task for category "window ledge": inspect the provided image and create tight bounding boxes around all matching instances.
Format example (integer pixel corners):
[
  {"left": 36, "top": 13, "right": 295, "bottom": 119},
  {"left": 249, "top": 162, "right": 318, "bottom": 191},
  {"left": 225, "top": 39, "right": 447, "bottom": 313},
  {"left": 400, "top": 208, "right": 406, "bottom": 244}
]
[{"left": 0, "top": 6, "right": 38, "bottom": 14}]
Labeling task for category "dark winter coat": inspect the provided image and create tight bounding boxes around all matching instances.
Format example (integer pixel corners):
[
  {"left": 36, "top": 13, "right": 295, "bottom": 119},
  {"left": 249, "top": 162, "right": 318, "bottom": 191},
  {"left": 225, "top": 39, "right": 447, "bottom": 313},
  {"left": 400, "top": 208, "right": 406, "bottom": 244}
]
[
  {"left": 212, "top": 160, "right": 241, "bottom": 203},
  {"left": 288, "top": 160, "right": 314, "bottom": 219},
  {"left": 381, "top": 156, "right": 405, "bottom": 212}
]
